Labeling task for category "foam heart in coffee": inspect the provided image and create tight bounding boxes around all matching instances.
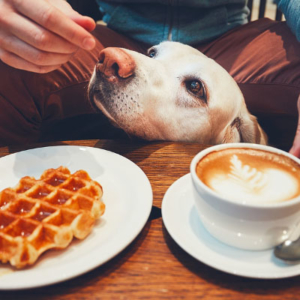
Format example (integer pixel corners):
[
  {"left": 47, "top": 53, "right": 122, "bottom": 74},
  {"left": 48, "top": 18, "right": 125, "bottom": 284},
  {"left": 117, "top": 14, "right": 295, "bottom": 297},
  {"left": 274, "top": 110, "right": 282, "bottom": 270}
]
[{"left": 196, "top": 148, "right": 300, "bottom": 204}]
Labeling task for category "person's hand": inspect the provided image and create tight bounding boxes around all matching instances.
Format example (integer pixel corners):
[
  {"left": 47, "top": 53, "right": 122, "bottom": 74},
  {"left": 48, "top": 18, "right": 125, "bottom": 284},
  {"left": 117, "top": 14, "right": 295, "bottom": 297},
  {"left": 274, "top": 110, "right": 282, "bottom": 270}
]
[
  {"left": 0, "top": 0, "right": 96, "bottom": 73},
  {"left": 289, "top": 95, "right": 300, "bottom": 157}
]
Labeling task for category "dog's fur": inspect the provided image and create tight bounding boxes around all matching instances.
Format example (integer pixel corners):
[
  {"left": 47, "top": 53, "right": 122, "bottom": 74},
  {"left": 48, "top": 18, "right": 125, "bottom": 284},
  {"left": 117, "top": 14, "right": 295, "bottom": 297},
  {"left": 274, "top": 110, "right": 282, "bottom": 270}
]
[{"left": 88, "top": 41, "right": 267, "bottom": 145}]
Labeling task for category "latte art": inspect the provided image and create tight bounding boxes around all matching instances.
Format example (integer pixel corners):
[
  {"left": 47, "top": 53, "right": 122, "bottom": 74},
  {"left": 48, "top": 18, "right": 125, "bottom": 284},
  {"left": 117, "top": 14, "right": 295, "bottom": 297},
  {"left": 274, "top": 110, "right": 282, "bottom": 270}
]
[
  {"left": 229, "top": 155, "right": 267, "bottom": 192},
  {"left": 196, "top": 148, "right": 300, "bottom": 204}
]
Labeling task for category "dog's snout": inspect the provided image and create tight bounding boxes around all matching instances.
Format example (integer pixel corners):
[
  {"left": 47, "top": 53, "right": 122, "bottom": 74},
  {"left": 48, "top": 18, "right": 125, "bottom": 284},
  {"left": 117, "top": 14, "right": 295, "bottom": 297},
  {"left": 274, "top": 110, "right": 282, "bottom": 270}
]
[{"left": 96, "top": 48, "right": 136, "bottom": 80}]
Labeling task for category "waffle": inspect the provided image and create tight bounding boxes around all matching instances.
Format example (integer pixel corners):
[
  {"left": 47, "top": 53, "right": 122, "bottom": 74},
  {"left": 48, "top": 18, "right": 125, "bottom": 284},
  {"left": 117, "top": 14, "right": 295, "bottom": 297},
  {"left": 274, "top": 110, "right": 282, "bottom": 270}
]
[{"left": 0, "top": 166, "right": 105, "bottom": 268}]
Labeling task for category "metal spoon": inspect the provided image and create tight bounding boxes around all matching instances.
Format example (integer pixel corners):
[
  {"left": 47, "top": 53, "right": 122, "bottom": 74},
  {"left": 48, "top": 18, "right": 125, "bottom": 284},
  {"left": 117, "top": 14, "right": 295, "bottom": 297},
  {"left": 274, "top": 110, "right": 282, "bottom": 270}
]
[
  {"left": 274, "top": 238, "right": 300, "bottom": 261},
  {"left": 274, "top": 223, "right": 300, "bottom": 261}
]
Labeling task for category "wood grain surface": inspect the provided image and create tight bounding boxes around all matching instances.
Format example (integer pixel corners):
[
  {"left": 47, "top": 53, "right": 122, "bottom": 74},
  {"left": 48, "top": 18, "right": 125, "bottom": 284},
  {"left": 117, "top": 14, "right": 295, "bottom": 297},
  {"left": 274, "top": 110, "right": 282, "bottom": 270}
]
[{"left": 0, "top": 140, "right": 299, "bottom": 300}]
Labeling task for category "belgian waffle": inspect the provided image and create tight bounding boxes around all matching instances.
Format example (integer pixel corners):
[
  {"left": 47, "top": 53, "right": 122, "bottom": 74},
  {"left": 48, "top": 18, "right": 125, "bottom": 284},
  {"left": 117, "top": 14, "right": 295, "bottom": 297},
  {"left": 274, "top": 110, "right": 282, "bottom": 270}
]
[{"left": 0, "top": 166, "right": 105, "bottom": 268}]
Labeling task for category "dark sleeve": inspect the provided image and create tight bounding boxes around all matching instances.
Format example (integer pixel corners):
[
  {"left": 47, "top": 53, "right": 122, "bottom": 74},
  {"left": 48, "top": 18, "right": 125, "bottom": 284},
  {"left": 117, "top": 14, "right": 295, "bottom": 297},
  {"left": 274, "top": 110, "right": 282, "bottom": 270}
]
[{"left": 275, "top": 0, "right": 300, "bottom": 42}]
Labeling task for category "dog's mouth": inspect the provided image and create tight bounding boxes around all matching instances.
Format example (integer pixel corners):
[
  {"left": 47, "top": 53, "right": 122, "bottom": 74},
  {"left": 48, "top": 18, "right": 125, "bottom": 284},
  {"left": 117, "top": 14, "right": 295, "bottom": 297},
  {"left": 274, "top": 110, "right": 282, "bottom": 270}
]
[
  {"left": 88, "top": 83, "right": 116, "bottom": 126},
  {"left": 88, "top": 70, "right": 139, "bottom": 129},
  {"left": 88, "top": 69, "right": 136, "bottom": 108},
  {"left": 88, "top": 80, "right": 103, "bottom": 113}
]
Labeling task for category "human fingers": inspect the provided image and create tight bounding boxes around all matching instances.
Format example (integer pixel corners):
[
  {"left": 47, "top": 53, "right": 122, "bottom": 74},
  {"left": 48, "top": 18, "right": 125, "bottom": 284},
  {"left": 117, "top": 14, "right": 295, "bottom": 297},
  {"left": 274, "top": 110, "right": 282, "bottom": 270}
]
[
  {"left": 0, "top": 48, "right": 62, "bottom": 73},
  {"left": 48, "top": 0, "right": 96, "bottom": 32},
  {"left": 70, "top": 15, "right": 96, "bottom": 32},
  {"left": 1, "top": 11, "right": 80, "bottom": 54},
  {"left": 0, "top": 30, "right": 75, "bottom": 66},
  {"left": 12, "top": 0, "right": 96, "bottom": 50},
  {"left": 289, "top": 95, "right": 300, "bottom": 158}
]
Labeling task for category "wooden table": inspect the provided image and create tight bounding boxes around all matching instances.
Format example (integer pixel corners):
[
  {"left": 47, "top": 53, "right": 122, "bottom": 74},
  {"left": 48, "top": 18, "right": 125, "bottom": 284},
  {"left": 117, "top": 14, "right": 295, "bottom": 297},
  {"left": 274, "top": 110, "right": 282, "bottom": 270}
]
[{"left": 0, "top": 139, "right": 299, "bottom": 300}]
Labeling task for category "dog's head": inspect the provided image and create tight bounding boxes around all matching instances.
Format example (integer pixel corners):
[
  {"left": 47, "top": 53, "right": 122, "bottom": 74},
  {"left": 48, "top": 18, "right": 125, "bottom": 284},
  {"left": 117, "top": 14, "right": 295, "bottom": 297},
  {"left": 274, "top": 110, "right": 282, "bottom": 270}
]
[{"left": 88, "top": 41, "right": 266, "bottom": 145}]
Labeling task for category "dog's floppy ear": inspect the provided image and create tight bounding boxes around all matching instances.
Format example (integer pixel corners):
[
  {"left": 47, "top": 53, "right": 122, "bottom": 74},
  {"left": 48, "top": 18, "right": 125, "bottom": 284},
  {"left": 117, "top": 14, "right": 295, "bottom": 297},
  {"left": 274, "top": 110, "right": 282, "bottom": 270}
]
[
  {"left": 222, "top": 115, "right": 267, "bottom": 145},
  {"left": 222, "top": 118, "right": 243, "bottom": 143}
]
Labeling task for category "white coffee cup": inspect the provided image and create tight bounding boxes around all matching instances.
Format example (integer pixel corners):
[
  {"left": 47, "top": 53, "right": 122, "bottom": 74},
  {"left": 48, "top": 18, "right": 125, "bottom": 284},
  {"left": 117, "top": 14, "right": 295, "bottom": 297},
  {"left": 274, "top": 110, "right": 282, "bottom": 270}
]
[{"left": 190, "top": 143, "right": 300, "bottom": 250}]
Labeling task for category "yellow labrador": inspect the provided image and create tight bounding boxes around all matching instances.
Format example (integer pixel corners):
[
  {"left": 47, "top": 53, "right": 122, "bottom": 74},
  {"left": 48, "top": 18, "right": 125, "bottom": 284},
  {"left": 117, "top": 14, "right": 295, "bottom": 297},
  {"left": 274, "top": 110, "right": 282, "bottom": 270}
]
[{"left": 88, "top": 41, "right": 267, "bottom": 145}]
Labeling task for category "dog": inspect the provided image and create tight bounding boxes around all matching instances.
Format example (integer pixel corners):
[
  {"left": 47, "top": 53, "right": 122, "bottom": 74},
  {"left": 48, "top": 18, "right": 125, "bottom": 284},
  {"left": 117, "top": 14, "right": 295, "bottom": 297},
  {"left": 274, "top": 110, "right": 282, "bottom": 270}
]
[{"left": 88, "top": 41, "right": 267, "bottom": 145}]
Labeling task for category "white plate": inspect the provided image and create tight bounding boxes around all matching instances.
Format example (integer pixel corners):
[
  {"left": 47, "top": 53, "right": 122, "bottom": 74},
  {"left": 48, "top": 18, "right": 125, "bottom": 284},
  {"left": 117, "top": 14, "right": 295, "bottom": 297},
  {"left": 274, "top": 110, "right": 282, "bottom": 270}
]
[
  {"left": 0, "top": 145, "right": 153, "bottom": 290},
  {"left": 162, "top": 174, "right": 300, "bottom": 279}
]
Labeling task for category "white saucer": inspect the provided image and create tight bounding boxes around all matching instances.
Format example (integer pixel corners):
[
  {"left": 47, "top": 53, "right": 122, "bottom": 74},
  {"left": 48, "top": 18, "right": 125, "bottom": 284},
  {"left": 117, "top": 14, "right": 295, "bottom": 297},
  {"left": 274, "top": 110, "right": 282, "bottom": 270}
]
[{"left": 162, "top": 174, "right": 300, "bottom": 279}]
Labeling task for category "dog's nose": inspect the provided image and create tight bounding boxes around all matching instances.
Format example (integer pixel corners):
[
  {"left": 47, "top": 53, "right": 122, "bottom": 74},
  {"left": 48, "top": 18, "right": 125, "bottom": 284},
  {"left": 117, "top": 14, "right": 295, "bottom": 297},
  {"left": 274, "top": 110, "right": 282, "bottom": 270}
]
[{"left": 96, "top": 48, "right": 136, "bottom": 80}]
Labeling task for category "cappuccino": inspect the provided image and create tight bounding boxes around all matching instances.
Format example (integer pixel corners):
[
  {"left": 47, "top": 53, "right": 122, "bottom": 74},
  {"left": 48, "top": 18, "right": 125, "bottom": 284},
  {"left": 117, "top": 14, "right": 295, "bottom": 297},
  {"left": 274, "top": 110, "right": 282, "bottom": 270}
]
[{"left": 196, "top": 148, "right": 300, "bottom": 204}]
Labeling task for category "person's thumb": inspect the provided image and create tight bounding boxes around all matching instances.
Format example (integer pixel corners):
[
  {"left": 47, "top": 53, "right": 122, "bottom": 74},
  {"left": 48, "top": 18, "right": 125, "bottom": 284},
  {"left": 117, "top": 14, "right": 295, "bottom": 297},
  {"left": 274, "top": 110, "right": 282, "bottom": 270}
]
[{"left": 289, "top": 95, "right": 300, "bottom": 157}]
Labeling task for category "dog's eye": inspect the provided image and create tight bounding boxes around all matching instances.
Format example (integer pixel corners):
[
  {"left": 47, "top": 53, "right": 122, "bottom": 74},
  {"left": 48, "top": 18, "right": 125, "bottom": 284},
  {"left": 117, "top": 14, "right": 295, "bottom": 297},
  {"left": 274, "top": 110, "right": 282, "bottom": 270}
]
[
  {"left": 186, "top": 80, "right": 206, "bottom": 102},
  {"left": 148, "top": 48, "right": 157, "bottom": 58}
]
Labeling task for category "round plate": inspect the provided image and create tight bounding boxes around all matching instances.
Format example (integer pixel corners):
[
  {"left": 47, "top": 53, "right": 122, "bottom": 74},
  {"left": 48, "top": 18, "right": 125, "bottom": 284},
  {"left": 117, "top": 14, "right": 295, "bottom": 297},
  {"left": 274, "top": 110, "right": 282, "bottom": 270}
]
[
  {"left": 0, "top": 145, "right": 153, "bottom": 290},
  {"left": 162, "top": 174, "right": 300, "bottom": 279}
]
